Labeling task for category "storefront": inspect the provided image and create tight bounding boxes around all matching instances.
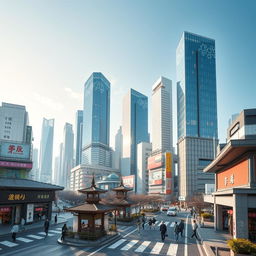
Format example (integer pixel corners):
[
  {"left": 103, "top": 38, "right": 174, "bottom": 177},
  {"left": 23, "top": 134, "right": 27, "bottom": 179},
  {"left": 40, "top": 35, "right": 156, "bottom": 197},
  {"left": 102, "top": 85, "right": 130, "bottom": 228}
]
[
  {"left": 204, "top": 139, "right": 256, "bottom": 242},
  {"left": 0, "top": 178, "right": 63, "bottom": 226}
]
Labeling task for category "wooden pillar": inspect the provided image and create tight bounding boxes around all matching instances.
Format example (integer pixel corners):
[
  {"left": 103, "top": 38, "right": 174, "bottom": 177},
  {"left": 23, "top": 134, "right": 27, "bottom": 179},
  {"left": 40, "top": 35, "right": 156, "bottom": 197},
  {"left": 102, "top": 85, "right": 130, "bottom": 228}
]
[
  {"left": 92, "top": 214, "right": 95, "bottom": 233},
  {"left": 78, "top": 214, "right": 81, "bottom": 232}
]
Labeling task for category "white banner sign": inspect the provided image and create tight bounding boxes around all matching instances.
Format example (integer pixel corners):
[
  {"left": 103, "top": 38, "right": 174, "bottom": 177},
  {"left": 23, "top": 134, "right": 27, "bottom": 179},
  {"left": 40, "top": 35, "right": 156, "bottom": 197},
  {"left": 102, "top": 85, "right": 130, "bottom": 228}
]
[{"left": 26, "top": 204, "right": 34, "bottom": 223}]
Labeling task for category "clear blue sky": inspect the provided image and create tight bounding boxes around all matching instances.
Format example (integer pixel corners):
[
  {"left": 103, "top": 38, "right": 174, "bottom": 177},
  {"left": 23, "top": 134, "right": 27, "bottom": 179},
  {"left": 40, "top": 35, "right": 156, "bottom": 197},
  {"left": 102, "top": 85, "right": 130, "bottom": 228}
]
[{"left": 0, "top": 0, "right": 255, "bottom": 157}]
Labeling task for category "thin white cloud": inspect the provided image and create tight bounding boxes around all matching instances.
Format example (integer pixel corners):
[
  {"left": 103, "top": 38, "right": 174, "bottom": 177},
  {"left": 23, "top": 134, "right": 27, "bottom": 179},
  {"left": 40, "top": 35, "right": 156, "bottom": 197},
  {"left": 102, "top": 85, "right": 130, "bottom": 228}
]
[
  {"left": 32, "top": 92, "right": 64, "bottom": 111},
  {"left": 64, "top": 87, "right": 83, "bottom": 100}
]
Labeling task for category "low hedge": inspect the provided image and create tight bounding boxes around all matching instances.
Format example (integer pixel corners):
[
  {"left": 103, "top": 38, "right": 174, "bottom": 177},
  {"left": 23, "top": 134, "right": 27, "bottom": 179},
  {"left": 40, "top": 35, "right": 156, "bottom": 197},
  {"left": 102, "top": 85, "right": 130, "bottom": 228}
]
[
  {"left": 227, "top": 238, "right": 256, "bottom": 255},
  {"left": 201, "top": 213, "right": 213, "bottom": 219},
  {"left": 142, "top": 208, "right": 159, "bottom": 213}
]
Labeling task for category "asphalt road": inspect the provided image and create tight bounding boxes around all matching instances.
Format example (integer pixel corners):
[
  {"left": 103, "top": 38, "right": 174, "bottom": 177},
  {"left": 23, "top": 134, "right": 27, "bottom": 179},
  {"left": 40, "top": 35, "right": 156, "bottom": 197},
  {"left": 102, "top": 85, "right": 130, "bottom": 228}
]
[{"left": 0, "top": 211, "right": 205, "bottom": 256}]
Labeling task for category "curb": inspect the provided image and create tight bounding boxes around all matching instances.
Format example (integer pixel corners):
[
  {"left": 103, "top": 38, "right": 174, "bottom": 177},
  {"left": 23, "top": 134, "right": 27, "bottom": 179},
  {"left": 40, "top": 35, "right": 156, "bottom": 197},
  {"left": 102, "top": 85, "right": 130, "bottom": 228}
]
[
  {"left": 197, "top": 228, "right": 216, "bottom": 256},
  {"left": 57, "top": 233, "right": 121, "bottom": 247}
]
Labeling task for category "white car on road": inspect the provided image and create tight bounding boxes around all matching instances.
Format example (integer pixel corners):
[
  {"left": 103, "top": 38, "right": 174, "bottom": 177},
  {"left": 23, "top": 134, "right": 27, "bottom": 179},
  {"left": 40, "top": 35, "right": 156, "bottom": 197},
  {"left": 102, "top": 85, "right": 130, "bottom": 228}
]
[{"left": 167, "top": 207, "right": 177, "bottom": 216}]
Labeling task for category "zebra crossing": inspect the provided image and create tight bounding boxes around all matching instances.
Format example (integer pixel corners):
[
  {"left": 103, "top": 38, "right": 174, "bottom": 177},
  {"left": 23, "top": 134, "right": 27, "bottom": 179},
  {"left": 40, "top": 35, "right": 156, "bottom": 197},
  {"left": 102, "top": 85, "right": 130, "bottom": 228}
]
[
  {"left": 107, "top": 238, "right": 179, "bottom": 255},
  {"left": 0, "top": 228, "right": 62, "bottom": 250},
  {"left": 145, "top": 221, "right": 176, "bottom": 228}
]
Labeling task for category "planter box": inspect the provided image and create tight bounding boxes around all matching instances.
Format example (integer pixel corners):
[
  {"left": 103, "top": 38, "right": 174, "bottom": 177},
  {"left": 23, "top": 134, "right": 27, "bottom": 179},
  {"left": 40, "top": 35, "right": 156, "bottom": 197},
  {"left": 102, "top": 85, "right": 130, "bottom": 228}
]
[{"left": 230, "top": 250, "right": 250, "bottom": 256}]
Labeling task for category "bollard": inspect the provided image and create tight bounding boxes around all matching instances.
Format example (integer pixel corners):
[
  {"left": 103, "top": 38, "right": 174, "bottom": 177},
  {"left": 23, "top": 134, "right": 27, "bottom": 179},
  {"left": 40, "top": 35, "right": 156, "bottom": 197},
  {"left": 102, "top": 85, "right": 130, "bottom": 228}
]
[{"left": 215, "top": 246, "right": 218, "bottom": 256}]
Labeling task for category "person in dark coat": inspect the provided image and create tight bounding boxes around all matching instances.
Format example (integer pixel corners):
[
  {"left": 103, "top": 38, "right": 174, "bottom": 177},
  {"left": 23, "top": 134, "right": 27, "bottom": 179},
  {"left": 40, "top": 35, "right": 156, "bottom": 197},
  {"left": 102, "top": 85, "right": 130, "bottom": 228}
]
[
  {"left": 178, "top": 219, "right": 185, "bottom": 237},
  {"left": 148, "top": 218, "right": 153, "bottom": 230},
  {"left": 44, "top": 219, "right": 50, "bottom": 238},
  {"left": 159, "top": 221, "right": 167, "bottom": 242},
  {"left": 54, "top": 214, "right": 58, "bottom": 224},
  {"left": 61, "top": 224, "right": 68, "bottom": 241},
  {"left": 152, "top": 217, "right": 156, "bottom": 230}
]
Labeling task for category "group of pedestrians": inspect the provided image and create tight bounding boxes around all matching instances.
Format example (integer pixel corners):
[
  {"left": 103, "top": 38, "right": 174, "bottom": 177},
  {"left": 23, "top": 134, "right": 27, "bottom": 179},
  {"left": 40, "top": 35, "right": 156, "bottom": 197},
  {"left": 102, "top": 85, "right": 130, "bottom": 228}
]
[
  {"left": 159, "top": 219, "right": 185, "bottom": 242},
  {"left": 137, "top": 216, "right": 157, "bottom": 232}
]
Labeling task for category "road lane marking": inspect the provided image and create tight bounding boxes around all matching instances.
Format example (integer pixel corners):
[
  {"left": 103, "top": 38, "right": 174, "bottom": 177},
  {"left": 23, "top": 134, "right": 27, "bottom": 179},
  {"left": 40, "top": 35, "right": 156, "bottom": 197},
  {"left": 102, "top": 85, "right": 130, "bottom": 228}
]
[
  {"left": 16, "top": 237, "right": 33, "bottom": 243},
  {"left": 121, "top": 240, "right": 138, "bottom": 251},
  {"left": 167, "top": 243, "right": 178, "bottom": 255},
  {"left": 38, "top": 232, "right": 55, "bottom": 237},
  {"left": 49, "top": 230, "right": 61, "bottom": 234},
  {"left": 185, "top": 214, "right": 189, "bottom": 256},
  {"left": 150, "top": 242, "right": 164, "bottom": 254},
  {"left": 135, "top": 241, "right": 151, "bottom": 252},
  {"left": 123, "top": 228, "right": 137, "bottom": 237},
  {"left": 0, "top": 241, "right": 18, "bottom": 247},
  {"left": 165, "top": 221, "right": 170, "bottom": 225},
  {"left": 108, "top": 239, "right": 126, "bottom": 249},
  {"left": 170, "top": 222, "right": 175, "bottom": 227},
  {"left": 27, "top": 234, "right": 44, "bottom": 239},
  {"left": 119, "top": 226, "right": 132, "bottom": 233},
  {"left": 55, "top": 228, "right": 62, "bottom": 230},
  {"left": 158, "top": 222, "right": 162, "bottom": 226},
  {"left": 155, "top": 221, "right": 159, "bottom": 225}
]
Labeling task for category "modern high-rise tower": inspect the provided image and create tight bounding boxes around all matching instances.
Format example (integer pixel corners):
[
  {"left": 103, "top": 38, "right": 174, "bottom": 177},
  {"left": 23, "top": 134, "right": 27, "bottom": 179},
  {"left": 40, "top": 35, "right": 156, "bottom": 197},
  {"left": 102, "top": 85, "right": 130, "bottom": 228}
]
[
  {"left": 39, "top": 118, "right": 54, "bottom": 183},
  {"left": 176, "top": 32, "right": 218, "bottom": 198},
  {"left": 152, "top": 76, "right": 173, "bottom": 153},
  {"left": 121, "top": 89, "right": 149, "bottom": 177},
  {"left": 114, "top": 126, "right": 123, "bottom": 170},
  {"left": 82, "top": 72, "right": 112, "bottom": 167},
  {"left": 75, "top": 110, "right": 83, "bottom": 166}
]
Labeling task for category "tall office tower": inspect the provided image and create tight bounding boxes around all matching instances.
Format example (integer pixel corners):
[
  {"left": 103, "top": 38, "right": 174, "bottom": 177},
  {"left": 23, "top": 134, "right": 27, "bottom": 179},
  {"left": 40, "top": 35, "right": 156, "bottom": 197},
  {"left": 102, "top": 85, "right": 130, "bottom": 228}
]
[
  {"left": 121, "top": 89, "right": 149, "bottom": 178},
  {"left": 75, "top": 110, "right": 83, "bottom": 166},
  {"left": 137, "top": 142, "right": 152, "bottom": 194},
  {"left": 0, "top": 102, "right": 33, "bottom": 179},
  {"left": 30, "top": 148, "right": 39, "bottom": 181},
  {"left": 82, "top": 72, "right": 112, "bottom": 167},
  {"left": 60, "top": 123, "right": 74, "bottom": 188},
  {"left": 56, "top": 143, "right": 63, "bottom": 185},
  {"left": 177, "top": 32, "right": 218, "bottom": 199},
  {"left": 114, "top": 126, "right": 123, "bottom": 170},
  {"left": 39, "top": 118, "right": 54, "bottom": 183},
  {"left": 152, "top": 76, "right": 173, "bottom": 153},
  {"left": 53, "top": 156, "right": 60, "bottom": 184}
]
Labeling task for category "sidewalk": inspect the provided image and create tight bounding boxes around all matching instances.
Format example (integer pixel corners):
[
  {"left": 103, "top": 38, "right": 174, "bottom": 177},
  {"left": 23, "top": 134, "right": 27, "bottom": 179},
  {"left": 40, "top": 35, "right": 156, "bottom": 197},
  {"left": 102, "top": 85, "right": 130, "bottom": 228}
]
[
  {"left": 0, "top": 212, "right": 71, "bottom": 237},
  {"left": 198, "top": 221, "right": 231, "bottom": 256}
]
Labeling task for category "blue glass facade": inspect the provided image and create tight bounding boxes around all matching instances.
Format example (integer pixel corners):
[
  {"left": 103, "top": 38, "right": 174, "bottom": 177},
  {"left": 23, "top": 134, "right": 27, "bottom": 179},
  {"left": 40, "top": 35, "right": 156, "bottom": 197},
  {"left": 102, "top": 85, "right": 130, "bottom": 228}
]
[
  {"left": 177, "top": 32, "right": 218, "bottom": 139},
  {"left": 130, "top": 89, "right": 149, "bottom": 174},
  {"left": 83, "top": 72, "right": 110, "bottom": 148}
]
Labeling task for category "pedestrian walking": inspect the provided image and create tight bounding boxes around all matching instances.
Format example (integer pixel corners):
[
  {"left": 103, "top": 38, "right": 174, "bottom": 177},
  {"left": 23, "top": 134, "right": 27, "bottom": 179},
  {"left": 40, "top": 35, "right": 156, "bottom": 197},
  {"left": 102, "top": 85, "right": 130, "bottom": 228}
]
[
  {"left": 136, "top": 219, "right": 141, "bottom": 234},
  {"left": 142, "top": 216, "right": 146, "bottom": 230},
  {"left": 54, "top": 214, "right": 58, "bottom": 224},
  {"left": 174, "top": 221, "right": 179, "bottom": 241},
  {"left": 191, "top": 220, "right": 200, "bottom": 241},
  {"left": 11, "top": 223, "right": 19, "bottom": 242},
  {"left": 148, "top": 218, "right": 152, "bottom": 230},
  {"left": 61, "top": 224, "right": 68, "bottom": 241},
  {"left": 159, "top": 221, "right": 167, "bottom": 242},
  {"left": 44, "top": 218, "right": 50, "bottom": 238},
  {"left": 178, "top": 219, "right": 185, "bottom": 237},
  {"left": 20, "top": 218, "right": 25, "bottom": 231},
  {"left": 152, "top": 217, "right": 156, "bottom": 230}
]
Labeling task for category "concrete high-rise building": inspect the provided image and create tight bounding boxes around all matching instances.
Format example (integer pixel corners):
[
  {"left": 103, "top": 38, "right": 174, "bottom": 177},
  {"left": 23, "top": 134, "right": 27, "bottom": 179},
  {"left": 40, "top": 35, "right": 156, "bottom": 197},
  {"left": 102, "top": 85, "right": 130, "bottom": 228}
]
[
  {"left": 75, "top": 110, "right": 83, "bottom": 166},
  {"left": 82, "top": 72, "right": 112, "bottom": 167},
  {"left": 176, "top": 32, "right": 218, "bottom": 199},
  {"left": 137, "top": 142, "right": 152, "bottom": 194},
  {"left": 122, "top": 89, "right": 149, "bottom": 177},
  {"left": 0, "top": 102, "right": 33, "bottom": 179},
  {"left": 152, "top": 77, "right": 173, "bottom": 153},
  {"left": 114, "top": 126, "right": 122, "bottom": 170},
  {"left": 60, "top": 123, "right": 74, "bottom": 188},
  {"left": 53, "top": 156, "right": 60, "bottom": 184},
  {"left": 30, "top": 148, "right": 39, "bottom": 181},
  {"left": 55, "top": 143, "right": 63, "bottom": 186},
  {"left": 39, "top": 118, "right": 54, "bottom": 184}
]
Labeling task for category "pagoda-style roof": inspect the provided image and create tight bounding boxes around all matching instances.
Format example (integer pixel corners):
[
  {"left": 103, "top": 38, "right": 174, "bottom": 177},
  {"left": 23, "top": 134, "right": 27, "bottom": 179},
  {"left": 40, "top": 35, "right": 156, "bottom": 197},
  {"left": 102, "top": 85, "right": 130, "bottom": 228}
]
[
  {"left": 78, "top": 175, "right": 107, "bottom": 194},
  {"left": 66, "top": 202, "right": 115, "bottom": 213},
  {"left": 109, "top": 198, "right": 133, "bottom": 206},
  {"left": 112, "top": 179, "right": 133, "bottom": 192}
]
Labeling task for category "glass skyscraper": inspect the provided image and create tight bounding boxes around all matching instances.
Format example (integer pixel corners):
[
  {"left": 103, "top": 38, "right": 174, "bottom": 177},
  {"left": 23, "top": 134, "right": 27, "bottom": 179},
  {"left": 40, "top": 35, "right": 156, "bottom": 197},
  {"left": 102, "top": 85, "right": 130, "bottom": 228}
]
[
  {"left": 82, "top": 72, "right": 112, "bottom": 167},
  {"left": 122, "top": 89, "right": 149, "bottom": 177},
  {"left": 177, "top": 32, "right": 218, "bottom": 198},
  {"left": 75, "top": 110, "right": 83, "bottom": 166},
  {"left": 177, "top": 31, "right": 218, "bottom": 139}
]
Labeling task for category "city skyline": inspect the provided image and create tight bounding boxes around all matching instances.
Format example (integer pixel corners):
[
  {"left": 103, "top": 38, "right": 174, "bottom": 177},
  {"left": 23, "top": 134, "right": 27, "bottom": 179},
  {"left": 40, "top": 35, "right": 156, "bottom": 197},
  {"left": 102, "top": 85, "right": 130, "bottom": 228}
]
[{"left": 0, "top": 1, "right": 255, "bottom": 161}]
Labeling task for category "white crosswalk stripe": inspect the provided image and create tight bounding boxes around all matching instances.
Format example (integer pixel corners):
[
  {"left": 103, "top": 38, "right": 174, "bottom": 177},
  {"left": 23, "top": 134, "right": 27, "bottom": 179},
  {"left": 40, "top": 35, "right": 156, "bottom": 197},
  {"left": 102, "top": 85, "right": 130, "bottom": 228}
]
[
  {"left": 165, "top": 221, "right": 170, "bottom": 225},
  {"left": 27, "top": 234, "right": 44, "bottom": 239},
  {"left": 167, "top": 243, "right": 178, "bottom": 255},
  {"left": 134, "top": 241, "right": 151, "bottom": 252},
  {"left": 49, "top": 230, "right": 61, "bottom": 234},
  {"left": 55, "top": 228, "right": 62, "bottom": 230},
  {"left": 170, "top": 222, "right": 175, "bottom": 227},
  {"left": 38, "top": 232, "right": 55, "bottom": 237},
  {"left": 16, "top": 237, "right": 33, "bottom": 243},
  {"left": 108, "top": 239, "right": 126, "bottom": 249},
  {"left": 121, "top": 240, "right": 139, "bottom": 251},
  {"left": 150, "top": 242, "right": 164, "bottom": 254},
  {"left": 0, "top": 241, "right": 18, "bottom": 247},
  {"left": 155, "top": 221, "right": 159, "bottom": 225},
  {"left": 158, "top": 222, "right": 162, "bottom": 226}
]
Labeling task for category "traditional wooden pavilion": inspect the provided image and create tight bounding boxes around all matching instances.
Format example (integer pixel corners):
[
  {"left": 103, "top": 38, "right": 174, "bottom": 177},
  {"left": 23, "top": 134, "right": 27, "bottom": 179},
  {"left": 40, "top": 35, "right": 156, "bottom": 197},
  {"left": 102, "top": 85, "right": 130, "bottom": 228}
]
[
  {"left": 111, "top": 179, "right": 134, "bottom": 218},
  {"left": 66, "top": 176, "right": 116, "bottom": 233}
]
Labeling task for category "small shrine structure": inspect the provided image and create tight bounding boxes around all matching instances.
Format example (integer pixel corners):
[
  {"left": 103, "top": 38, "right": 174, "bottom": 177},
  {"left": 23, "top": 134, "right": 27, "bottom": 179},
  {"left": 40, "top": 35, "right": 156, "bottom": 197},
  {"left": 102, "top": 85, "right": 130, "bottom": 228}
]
[{"left": 66, "top": 176, "right": 116, "bottom": 234}]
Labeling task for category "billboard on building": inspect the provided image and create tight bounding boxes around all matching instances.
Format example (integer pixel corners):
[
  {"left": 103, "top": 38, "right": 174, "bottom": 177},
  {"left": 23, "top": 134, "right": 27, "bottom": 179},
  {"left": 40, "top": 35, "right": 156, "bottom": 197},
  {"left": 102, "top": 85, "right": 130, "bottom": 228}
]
[
  {"left": 122, "top": 175, "right": 135, "bottom": 189},
  {"left": 0, "top": 160, "right": 32, "bottom": 169},
  {"left": 149, "top": 170, "right": 162, "bottom": 185},
  {"left": 147, "top": 153, "right": 162, "bottom": 170},
  {"left": 0, "top": 142, "right": 31, "bottom": 160},
  {"left": 26, "top": 204, "right": 34, "bottom": 223},
  {"left": 165, "top": 152, "right": 172, "bottom": 194}
]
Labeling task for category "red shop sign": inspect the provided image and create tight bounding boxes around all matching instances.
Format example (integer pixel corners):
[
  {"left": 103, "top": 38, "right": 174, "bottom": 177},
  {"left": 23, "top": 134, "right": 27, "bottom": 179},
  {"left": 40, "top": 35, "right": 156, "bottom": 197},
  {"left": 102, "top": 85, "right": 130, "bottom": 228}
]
[
  {"left": 0, "top": 207, "right": 11, "bottom": 213},
  {"left": 227, "top": 210, "right": 233, "bottom": 215},
  {"left": 35, "top": 208, "right": 43, "bottom": 212}
]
